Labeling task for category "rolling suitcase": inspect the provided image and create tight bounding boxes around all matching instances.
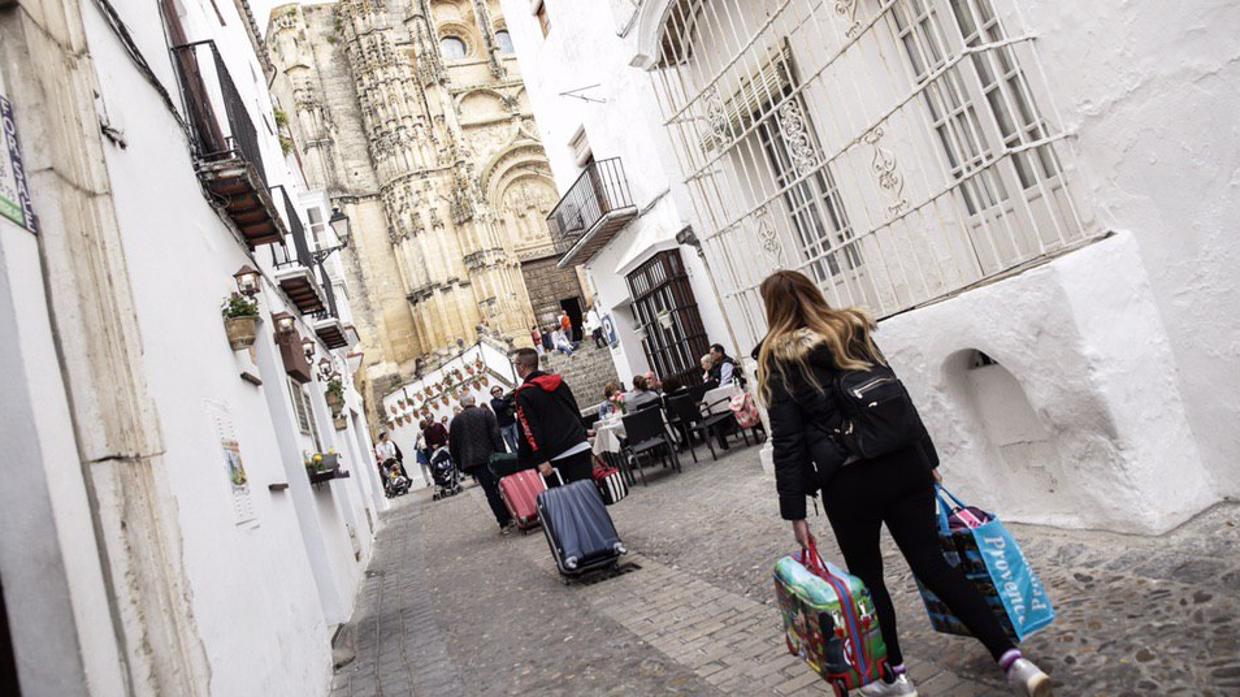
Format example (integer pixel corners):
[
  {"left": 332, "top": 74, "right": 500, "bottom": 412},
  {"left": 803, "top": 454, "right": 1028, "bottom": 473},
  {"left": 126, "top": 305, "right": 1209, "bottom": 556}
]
[
  {"left": 537, "top": 476, "right": 626, "bottom": 579},
  {"left": 499, "top": 469, "right": 546, "bottom": 532},
  {"left": 774, "top": 538, "right": 888, "bottom": 696}
]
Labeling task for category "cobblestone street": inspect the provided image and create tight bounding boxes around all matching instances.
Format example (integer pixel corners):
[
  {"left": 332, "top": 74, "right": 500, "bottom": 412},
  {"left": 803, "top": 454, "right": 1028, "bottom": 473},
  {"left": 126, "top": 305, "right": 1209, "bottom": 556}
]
[{"left": 332, "top": 447, "right": 1240, "bottom": 696}]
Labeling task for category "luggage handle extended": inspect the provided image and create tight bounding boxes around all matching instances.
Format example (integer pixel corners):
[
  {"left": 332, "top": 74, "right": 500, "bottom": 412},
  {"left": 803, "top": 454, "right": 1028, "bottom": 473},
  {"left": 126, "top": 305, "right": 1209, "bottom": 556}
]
[{"left": 542, "top": 466, "right": 564, "bottom": 488}]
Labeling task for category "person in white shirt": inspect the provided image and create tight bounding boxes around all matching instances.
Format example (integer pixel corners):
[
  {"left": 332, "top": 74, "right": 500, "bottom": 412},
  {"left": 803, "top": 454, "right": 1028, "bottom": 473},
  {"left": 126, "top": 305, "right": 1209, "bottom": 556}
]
[{"left": 584, "top": 307, "right": 604, "bottom": 348}]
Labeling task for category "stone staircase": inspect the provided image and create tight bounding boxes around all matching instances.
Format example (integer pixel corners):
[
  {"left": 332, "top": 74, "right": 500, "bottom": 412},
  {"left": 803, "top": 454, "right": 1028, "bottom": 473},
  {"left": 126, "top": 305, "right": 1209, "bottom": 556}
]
[{"left": 539, "top": 340, "right": 620, "bottom": 417}]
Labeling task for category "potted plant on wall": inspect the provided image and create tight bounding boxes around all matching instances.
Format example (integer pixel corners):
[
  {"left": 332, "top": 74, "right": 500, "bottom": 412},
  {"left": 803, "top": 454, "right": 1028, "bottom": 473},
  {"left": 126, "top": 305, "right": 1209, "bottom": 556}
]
[
  {"left": 221, "top": 293, "right": 260, "bottom": 351},
  {"left": 325, "top": 378, "right": 345, "bottom": 417}
]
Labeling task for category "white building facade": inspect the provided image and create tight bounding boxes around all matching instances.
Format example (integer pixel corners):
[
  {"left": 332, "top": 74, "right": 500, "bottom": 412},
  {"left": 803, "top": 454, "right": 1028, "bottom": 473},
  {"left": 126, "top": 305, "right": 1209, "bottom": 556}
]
[
  {"left": 0, "top": 0, "right": 388, "bottom": 694},
  {"left": 505, "top": 0, "right": 1238, "bottom": 534},
  {"left": 500, "top": 0, "right": 735, "bottom": 389}
]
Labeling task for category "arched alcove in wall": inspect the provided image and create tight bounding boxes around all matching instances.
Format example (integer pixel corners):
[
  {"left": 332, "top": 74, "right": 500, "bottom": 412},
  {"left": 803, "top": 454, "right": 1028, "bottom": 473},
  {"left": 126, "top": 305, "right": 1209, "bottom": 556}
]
[{"left": 941, "top": 349, "right": 1065, "bottom": 502}]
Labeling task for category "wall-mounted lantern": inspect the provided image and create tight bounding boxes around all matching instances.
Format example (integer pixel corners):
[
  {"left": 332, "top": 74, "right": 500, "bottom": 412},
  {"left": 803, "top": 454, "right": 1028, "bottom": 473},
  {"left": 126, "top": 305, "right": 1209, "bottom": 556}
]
[
  {"left": 302, "top": 335, "right": 317, "bottom": 360},
  {"left": 233, "top": 265, "right": 262, "bottom": 297},
  {"left": 329, "top": 208, "right": 351, "bottom": 248},
  {"left": 272, "top": 311, "right": 296, "bottom": 335}
]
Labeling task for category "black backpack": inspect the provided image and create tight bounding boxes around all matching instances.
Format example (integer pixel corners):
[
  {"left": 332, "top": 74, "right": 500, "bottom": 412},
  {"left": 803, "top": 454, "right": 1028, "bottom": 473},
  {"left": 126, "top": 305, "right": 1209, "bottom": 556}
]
[{"left": 831, "top": 365, "right": 924, "bottom": 460}]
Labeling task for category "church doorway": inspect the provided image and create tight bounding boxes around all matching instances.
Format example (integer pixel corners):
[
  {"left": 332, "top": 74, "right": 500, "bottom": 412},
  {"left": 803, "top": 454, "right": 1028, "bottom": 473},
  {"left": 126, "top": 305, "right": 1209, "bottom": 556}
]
[{"left": 560, "top": 297, "right": 584, "bottom": 342}]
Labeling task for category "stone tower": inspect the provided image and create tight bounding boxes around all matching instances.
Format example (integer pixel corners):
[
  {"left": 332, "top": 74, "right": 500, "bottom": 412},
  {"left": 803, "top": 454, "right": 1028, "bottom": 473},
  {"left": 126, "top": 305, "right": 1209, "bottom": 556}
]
[{"left": 267, "top": 0, "right": 580, "bottom": 416}]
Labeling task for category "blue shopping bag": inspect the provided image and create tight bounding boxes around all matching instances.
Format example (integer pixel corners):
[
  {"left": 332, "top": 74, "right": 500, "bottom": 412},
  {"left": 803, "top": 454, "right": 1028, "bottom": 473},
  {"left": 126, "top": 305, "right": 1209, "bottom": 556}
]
[{"left": 917, "top": 486, "right": 1055, "bottom": 642}]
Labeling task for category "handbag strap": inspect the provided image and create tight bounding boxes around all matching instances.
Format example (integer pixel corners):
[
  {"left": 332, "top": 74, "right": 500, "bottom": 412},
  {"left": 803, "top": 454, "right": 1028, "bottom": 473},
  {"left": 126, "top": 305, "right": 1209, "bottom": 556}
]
[{"left": 934, "top": 484, "right": 970, "bottom": 533}]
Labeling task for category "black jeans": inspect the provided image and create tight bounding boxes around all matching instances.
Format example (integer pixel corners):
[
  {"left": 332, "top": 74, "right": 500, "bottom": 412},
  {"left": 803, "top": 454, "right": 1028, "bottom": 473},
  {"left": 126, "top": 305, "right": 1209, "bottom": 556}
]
[
  {"left": 820, "top": 456, "right": 1015, "bottom": 665},
  {"left": 465, "top": 465, "right": 512, "bottom": 529},
  {"left": 548, "top": 450, "right": 593, "bottom": 485}
]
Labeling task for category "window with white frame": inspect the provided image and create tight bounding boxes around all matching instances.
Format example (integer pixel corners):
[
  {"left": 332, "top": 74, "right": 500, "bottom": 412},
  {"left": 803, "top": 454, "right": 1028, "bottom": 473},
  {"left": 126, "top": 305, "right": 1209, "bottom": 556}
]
[
  {"left": 288, "top": 377, "right": 313, "bottom": 436},
  {"left": 647, "top": 0, "right": 1090, "bottom": 348},
  {"left": 305, "top": 205, "right": 327, "bottom": 249}
]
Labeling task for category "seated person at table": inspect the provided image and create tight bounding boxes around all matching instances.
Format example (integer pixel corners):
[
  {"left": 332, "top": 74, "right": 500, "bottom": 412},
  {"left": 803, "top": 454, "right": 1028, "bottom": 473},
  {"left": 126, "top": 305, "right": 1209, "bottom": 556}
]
[
  {"left": 709, "top": 343, "right": 744, "bottom": 387},
  {"left": 626, "top": 374, "right": 661, "bottom": 411},
  {"left": 701, "top": 354, "right": 719, "bottom": 389},
  {"left": 598, "top": 381, "right": 623, "bottom": 420}
]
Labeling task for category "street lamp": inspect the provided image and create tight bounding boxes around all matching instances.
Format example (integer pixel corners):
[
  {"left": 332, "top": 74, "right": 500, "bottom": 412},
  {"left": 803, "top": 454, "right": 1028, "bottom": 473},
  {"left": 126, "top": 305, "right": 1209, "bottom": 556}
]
[
  {"left": 233, "top": 265, "right": 261, "bottom": 297},
  {"left": 271, "top": 311, "right": 296, "bottom": 335},
  {"left": 329, "top": 208, "right": 351, "bottom": 248}
]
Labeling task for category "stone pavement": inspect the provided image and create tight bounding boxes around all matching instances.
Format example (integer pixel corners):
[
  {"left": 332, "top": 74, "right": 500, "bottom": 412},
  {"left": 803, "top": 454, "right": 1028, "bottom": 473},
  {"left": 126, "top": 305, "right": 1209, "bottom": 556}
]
[{"left": 332, "top": 446, "right": 1240, "bottom": 696}]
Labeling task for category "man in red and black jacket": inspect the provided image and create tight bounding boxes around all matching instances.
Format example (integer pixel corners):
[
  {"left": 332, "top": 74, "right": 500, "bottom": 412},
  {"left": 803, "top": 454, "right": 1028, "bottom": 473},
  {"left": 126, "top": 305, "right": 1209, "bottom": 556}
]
[{"left": 511, "top": 348, "right": 592, "bottom": 484}]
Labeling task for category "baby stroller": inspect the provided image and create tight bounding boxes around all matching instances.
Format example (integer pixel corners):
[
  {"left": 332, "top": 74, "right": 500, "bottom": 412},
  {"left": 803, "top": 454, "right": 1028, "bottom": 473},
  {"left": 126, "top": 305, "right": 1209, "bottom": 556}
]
[
  {"left": 382, "top": 458, "right": 411, "bottom": 498},
  {"left": 430, "top": 447, "right": 461, "bottom": 501}
]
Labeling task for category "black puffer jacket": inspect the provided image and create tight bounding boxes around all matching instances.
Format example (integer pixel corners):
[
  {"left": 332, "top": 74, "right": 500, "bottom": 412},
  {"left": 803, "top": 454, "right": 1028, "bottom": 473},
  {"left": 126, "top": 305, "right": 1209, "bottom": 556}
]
[{"left": 759, "top": 329, "right": 938, "bottom": 520}]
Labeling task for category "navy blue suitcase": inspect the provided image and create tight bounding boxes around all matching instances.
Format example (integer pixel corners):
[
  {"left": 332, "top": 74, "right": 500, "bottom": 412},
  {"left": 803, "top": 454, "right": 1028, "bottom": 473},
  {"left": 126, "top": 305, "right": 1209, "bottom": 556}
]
[{"left": 537, "top": 479, "right": 626, "bottom": 578}]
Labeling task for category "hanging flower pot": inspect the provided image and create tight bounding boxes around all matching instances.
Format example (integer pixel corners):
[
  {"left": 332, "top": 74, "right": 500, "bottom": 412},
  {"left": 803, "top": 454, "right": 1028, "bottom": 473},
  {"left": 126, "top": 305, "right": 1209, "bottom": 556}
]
[
  {"left": 389, "top": 404, "right": 397, "bottom": 415},
  {"left": 481, "top": 376, "right": 490, "bottom": 387},
  {"left": 466, "top": 365, "right": 475, "bottom": 375},
  {"left": 224, "top": 315, "right": 260, "bottom": 351}
]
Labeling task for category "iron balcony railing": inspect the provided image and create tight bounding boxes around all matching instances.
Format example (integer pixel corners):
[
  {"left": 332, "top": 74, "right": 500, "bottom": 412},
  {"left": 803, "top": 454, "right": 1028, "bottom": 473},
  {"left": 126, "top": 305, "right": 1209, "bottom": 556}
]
[
  {"left": 545, "top": 158, "right": 634, "bottom": 246},
  {"left": 270, "top": 186, "right": 313, "bottom": 270},
  {"left": 170, "top": 40, "right": 267, "bottom": 185},
  {"left": 314, "top": 264, "right": 340, "bottom": 321}
]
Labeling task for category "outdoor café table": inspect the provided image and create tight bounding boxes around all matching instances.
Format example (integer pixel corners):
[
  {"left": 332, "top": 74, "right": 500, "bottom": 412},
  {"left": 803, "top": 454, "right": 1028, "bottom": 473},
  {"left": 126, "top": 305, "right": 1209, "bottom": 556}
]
[
  {"left": 701, "top": 384, "right": 743, "bottom": 415},
  {"left": 592, "top": 417, "right": 626, "bottom": 455}
]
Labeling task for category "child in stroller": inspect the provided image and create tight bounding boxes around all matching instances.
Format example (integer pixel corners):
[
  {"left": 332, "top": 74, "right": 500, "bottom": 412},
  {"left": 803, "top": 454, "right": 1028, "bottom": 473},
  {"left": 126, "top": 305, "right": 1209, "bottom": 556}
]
[
  {"left": 430, "top": 446, "right": 461, "bottom": 501},
  {"left": 382, "top": 458, "right": 411, "bottom": 498}
]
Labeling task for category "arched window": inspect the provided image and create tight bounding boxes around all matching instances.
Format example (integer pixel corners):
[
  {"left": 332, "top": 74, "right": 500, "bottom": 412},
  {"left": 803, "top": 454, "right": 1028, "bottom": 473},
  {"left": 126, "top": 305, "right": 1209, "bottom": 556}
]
[
  {"left": 495, "top": 30, "right": 514, "bottom": 54},
  {"left": 439, "top": 36, "right": 467, "bottom": 59}
]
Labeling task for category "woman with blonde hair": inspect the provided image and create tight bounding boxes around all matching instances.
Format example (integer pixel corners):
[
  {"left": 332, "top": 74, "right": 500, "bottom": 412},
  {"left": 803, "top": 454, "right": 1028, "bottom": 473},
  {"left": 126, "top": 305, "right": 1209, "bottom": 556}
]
[{"left": 756, "top": 270, "right": 1051, "bottom": 697}]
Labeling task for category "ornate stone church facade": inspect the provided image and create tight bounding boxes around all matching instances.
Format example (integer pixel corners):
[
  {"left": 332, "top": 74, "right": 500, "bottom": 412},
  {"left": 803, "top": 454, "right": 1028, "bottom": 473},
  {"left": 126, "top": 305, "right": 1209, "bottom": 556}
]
[{"left": 267, "top": 0, "right": 581, "bottom": 409}]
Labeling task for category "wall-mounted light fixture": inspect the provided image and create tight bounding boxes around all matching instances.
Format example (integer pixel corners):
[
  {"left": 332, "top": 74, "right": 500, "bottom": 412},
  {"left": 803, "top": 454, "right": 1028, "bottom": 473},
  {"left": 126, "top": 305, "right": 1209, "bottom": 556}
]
[
  {"left": 329, "top": 208, "right": 351, "bottom": 248},
  {"left": 271, "top": 311, "right": 296, "bottom": 335},
  {"left": 302, "top": 335, "right": 316, "bottom": 360},
  {"left": 233, "top": 265, "right": 261, "bottom": 297}
]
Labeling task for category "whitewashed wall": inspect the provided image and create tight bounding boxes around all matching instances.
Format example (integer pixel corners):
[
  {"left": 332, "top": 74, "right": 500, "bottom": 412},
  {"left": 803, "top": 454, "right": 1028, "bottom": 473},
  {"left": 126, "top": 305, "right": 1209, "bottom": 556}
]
[
  {"left": 1019, "top": 0, "right": 1240, "bottom": 498},
  {"left": 32, "top": 0, "right": 388, "bottom": 692}
]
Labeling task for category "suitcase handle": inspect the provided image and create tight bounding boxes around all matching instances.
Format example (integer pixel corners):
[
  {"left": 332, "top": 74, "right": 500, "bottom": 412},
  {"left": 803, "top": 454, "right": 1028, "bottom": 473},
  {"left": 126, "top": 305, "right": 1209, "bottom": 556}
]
[{"left": 543, "top": 467, "right": 564, "bottom": 487}]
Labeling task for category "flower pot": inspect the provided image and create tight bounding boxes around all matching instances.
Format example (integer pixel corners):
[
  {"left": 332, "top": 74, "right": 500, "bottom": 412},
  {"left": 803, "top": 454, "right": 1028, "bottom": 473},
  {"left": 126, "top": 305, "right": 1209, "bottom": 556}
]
[
  {"left": 325, "top": 391, "right": 344, "bottom": 416},
  {"left": 225, "top": 315, "right": 259, "bottom": 351}
]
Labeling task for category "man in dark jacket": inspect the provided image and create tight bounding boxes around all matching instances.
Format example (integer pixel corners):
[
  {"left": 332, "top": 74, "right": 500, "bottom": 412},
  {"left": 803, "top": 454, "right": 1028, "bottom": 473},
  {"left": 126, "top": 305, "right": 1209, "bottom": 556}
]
[
  {"left": 490, "top": 385, "right": 519, "bottom": 453},
  {"left": 448, "top": 394, "right": 512, "bottom": 530},
  {"left": 709, "top": 343, "right": 744, "bottom": 387},
  {"left": 511, "top": 348, "right": 592, "bottom": 484}
]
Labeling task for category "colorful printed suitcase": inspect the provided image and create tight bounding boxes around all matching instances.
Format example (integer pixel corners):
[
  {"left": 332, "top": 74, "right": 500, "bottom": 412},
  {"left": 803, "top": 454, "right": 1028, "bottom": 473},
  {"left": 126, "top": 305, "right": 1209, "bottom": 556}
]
[
  {"left": 774, "top": 541, "right": 888, "bottom": 696},
  {"left": 499, "top": 469, "right": 546, "bottom": 531}
]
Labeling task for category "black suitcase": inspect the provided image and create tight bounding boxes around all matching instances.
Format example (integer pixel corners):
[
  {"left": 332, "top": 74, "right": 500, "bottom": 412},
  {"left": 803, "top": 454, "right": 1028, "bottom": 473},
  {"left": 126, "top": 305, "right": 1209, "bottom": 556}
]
[{"left": 537, "top": 479, "right": 626, "bottom": 578}]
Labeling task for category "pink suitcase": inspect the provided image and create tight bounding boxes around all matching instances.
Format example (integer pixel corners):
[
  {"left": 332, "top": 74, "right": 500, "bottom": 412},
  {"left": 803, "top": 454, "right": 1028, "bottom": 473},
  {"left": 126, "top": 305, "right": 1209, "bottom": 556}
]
[{"left": 499, "top": 469, "right": 546, "bottom": 531}]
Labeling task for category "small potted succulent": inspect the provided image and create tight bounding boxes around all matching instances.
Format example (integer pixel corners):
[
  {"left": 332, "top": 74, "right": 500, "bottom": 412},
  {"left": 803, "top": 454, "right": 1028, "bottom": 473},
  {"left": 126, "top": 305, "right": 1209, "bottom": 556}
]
[
  {"left": 221, "top": 293, "right": 260, "bottom": 351},
  {"left": 325, "top": 379, "right": 345, "bottom": 416}
]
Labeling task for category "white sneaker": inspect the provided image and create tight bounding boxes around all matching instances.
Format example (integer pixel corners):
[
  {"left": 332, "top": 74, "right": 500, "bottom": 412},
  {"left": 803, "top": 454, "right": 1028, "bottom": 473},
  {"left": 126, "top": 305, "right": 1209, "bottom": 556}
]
[
  {"left": 859, "top": 674, "right": 918, "bottom": 697},
  {"left": 1006, "top": 658, "right": 1053, "bottom": 697}
]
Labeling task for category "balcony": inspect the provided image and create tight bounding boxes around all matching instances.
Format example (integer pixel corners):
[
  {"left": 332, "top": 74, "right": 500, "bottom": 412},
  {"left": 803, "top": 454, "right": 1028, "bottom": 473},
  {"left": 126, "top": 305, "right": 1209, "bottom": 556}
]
[
  {"left": 312, "top": 269, "right": 351, "bottom": 350},
  {"left": 171, "top": 41, "right": 284, "bottom": 248},
  {"left": 270, "top": 186, "right": 325, "bottom": 315},
  {"left": 548, "top": 158, "right": 639, "bottom": 268}
]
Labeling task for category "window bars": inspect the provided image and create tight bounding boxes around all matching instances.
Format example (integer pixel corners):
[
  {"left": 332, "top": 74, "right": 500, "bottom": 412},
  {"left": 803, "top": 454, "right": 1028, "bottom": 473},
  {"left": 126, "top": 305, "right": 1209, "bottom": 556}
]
[{"left": 648, "top": 0, "right": 1093, "bottom": 348}]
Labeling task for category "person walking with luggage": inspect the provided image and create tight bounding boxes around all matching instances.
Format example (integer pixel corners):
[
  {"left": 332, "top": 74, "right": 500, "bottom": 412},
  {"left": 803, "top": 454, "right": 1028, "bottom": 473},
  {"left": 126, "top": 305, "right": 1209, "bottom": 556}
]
[
  {"left": 490, "top": 385, "right": 519, "bottom": 453},
  {"left": 511, "top": 348, "right": 592, "bottom": 484},
  {"left": 449, "top": 394, "right": 514, "bottom": 532},
  {"left": 755, "top": 270, "right": 1052, "bottom": 697}
]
